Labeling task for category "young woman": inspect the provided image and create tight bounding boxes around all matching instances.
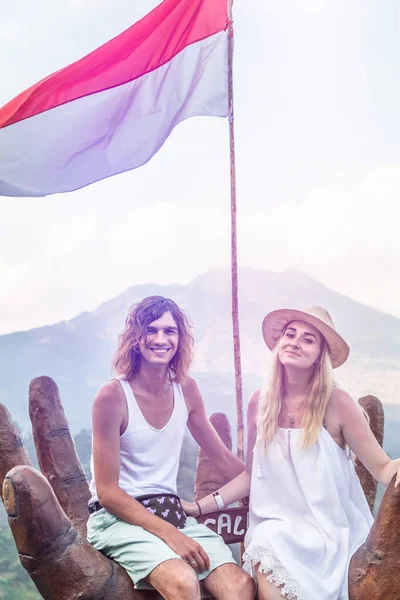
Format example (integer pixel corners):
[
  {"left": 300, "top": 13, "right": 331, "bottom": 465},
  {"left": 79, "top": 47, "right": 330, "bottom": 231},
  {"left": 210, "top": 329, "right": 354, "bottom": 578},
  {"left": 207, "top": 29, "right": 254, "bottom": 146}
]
[{"left": 182, "top": 306, "right": 400, "bottom": 600}]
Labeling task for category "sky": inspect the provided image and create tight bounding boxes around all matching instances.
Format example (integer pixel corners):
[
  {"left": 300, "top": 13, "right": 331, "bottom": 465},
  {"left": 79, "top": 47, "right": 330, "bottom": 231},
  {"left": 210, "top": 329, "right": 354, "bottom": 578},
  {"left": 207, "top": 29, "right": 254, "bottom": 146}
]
[{"left": 1, "top": 0, "right": 400, "bottom": 334}]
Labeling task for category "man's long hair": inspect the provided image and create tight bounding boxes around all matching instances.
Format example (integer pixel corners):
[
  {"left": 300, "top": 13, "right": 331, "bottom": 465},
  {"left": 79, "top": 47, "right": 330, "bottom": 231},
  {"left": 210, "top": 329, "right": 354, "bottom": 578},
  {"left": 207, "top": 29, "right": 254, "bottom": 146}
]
[
  {"left": 113, "top": 296, "right": 194, "bottom": 383},
  {"left": 257, "top": 334, "right": 334, "bottom": 449}
]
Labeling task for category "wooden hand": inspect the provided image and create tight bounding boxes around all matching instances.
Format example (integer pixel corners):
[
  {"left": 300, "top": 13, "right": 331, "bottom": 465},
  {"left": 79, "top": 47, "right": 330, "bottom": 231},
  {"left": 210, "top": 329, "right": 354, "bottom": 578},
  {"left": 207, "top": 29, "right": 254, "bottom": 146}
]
[{"left": 0, "top": 377, "right": 156, "bottom": 600}]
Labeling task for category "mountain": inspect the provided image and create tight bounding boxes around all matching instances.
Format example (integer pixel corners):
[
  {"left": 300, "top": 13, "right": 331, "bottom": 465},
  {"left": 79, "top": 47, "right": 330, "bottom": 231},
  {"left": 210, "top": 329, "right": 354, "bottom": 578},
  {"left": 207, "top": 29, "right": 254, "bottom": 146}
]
[{"left": 1, "top": 267, "right": 400, "bottom": 435}]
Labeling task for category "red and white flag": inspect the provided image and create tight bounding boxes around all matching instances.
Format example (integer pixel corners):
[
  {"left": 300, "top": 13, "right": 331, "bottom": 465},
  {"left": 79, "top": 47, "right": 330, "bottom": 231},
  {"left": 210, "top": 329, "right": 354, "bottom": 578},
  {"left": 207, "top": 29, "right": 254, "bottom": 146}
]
[{"left": 0, "top": 0, "right": 229, "bottom": 197}]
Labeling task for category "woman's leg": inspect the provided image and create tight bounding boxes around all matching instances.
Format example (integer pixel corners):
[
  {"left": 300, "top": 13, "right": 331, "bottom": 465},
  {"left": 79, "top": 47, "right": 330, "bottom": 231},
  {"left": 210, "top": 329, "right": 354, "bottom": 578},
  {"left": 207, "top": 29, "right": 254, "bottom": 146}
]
[{"left": 255, "top": 564, "right": 285, "bottom": 600}]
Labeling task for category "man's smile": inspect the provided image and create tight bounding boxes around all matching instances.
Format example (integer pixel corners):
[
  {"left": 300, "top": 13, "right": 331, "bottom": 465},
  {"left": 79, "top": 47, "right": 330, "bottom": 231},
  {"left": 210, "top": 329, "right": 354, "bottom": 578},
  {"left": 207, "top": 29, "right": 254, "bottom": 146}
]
[{"left": 148, "top": 347, "right": 171, "bottom": 354}]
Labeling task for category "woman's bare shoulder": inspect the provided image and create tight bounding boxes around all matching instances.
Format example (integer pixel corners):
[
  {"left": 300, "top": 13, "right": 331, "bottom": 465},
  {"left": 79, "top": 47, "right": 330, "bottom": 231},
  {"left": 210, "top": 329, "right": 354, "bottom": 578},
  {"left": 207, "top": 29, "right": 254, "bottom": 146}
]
[
  {"left": 329, "top": 386, "right": 360, "bottom": 417},
  {"left": 248, "top": 389, "right": 262, "bottom": 414},
  {"left": 330, "top": 385, "right": 354, "bottom": 402}
]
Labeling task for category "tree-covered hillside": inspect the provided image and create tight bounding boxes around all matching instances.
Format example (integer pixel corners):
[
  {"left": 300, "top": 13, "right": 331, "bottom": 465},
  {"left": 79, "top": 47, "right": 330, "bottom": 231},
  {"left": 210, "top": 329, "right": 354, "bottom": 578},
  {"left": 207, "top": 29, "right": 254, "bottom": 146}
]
[{"left": 0, "top": 528, "right": 40, "bottom": 599}]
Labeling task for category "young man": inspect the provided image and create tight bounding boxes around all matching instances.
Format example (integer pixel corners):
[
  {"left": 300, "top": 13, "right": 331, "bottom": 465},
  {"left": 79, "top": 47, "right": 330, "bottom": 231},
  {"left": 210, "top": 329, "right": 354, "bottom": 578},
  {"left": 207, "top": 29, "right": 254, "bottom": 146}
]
[{"left": 87, "top": 296, "right": 254, "bottom": 600}]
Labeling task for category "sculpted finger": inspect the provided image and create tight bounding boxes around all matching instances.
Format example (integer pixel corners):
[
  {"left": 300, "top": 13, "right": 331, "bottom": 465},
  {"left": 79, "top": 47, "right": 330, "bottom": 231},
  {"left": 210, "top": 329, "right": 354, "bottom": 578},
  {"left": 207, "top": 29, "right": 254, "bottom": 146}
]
[
  {"left": 349, "top": 476, "right": 400, "bottom": 599},
  {"left": 194, "top": 412, "right": 232, "bottom": 501},
  {"left": 355, "top": 395, "right": 384, "bottom": 511},
  {"left": 3, "top": 465, "right": 142, "bottom": 600},
  {"left": 0, "top": 403, "right": 32, "bottom": 501},
  {"left": 29, "top": 376, "right": 91, "bottom": 536}
]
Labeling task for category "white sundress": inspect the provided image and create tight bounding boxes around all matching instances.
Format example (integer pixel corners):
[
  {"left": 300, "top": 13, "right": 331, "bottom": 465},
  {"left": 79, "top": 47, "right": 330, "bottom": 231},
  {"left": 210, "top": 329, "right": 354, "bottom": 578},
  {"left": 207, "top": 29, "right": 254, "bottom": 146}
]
[{"left": 243, "top": 427, "right": 374, "bottom": 600}]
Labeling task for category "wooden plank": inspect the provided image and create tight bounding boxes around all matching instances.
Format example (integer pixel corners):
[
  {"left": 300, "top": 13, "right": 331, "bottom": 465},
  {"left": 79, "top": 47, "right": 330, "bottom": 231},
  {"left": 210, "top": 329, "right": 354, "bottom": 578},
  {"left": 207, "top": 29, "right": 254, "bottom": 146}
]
[{"left": 197, "top": 507, "right": 249, "bottom": 545}]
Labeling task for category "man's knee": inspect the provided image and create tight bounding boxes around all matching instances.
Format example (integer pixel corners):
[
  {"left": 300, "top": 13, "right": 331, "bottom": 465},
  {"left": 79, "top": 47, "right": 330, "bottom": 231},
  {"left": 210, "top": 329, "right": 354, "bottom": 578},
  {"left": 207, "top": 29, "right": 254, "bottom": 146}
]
[
  {"left": 220, "top": 565, "right": 255, "bottom": 598},
  {"left": 148, "top": 559, "right": 201, "bottom": 600},
  {"left": 234, "top": 569, "right": 255, "bottom": 598},
  {"left": 206, "top": 563, "right": 255, "bottom": 599},
  {"left": 171, "top": 567, "right": 201, "bottom": 600}
]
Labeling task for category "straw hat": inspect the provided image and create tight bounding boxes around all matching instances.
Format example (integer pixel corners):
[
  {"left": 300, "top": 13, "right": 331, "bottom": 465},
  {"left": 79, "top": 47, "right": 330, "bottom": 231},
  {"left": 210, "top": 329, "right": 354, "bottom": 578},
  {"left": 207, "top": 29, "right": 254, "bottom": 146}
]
[{"left": 262, "top": 306, "right": 350, "bottom": 368}]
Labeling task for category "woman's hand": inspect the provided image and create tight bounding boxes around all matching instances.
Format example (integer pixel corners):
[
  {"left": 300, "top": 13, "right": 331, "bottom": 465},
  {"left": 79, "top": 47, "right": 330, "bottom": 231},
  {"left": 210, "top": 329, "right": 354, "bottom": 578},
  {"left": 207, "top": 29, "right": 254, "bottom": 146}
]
[
  {"left": 181, "top": 499, "right": 200, "bottom": 517},
  {"left": 384, "top": 457, "right": 400, "bottom": 487},
  {"left": 181, "top": 469, "right": 252, "bottom": 520},
  {"left": 395, "top": 460, "right": 400, "bottom": 487}
]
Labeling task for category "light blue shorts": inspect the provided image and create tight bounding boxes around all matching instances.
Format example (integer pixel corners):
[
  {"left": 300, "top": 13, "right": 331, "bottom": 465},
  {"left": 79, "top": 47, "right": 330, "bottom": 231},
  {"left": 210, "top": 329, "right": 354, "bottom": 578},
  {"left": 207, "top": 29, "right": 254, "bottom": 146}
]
[{"left": 87, "top": 509, "right": 237, "bottom": 589}]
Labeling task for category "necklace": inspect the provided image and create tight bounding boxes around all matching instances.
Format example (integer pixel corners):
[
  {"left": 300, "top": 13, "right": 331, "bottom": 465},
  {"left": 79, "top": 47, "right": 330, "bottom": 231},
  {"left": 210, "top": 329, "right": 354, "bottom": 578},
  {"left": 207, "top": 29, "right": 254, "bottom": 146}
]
[{"left": 283, "top": 401, "right": 305, "bottom": 428}]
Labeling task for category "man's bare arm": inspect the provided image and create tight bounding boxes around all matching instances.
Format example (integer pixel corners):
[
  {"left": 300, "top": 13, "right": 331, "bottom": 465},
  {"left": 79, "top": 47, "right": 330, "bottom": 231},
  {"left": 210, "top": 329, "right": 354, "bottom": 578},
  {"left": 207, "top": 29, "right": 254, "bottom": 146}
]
[{"left": 183, "top": 377, "right": 245, "bottom": 480}]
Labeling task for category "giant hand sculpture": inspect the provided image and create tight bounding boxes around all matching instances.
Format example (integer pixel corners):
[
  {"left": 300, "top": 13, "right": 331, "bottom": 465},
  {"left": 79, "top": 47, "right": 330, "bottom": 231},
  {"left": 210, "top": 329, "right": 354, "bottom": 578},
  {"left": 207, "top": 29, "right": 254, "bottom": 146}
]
[
  {"left": 0, "top": 377, "right": 160, "bottom": 600},
  {"left": 0, "top": 379, "right": 399, "bottom": 599}
]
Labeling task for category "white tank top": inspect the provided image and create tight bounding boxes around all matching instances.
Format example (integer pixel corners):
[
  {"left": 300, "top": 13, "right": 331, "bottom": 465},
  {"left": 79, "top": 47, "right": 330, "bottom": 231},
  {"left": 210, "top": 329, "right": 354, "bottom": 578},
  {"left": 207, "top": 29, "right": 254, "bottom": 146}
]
[{"left": 89, "top": 377, "right": 188, "bottom": 501}]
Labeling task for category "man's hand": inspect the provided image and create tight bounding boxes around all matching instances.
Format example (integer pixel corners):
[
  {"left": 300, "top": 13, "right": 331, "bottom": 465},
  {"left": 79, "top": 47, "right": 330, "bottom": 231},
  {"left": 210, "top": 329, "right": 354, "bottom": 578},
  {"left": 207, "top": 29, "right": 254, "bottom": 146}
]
[{"left": 161, "top": 527, "right": 210, "bottom": 573}]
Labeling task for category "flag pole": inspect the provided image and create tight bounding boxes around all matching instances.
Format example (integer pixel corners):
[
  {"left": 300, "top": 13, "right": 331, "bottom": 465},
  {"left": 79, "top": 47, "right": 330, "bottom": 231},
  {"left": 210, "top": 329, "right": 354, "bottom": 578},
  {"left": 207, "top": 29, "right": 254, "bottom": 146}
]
[{"left": 227, "top": 0, "right": 244, "bottom": 464}]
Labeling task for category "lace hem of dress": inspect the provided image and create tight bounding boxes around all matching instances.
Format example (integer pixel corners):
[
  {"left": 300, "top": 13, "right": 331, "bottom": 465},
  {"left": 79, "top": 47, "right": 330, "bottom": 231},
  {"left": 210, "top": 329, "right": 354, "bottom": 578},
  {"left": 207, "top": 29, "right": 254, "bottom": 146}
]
[{"left": 243, "top": 545, "right": 306, "bottom": 600}]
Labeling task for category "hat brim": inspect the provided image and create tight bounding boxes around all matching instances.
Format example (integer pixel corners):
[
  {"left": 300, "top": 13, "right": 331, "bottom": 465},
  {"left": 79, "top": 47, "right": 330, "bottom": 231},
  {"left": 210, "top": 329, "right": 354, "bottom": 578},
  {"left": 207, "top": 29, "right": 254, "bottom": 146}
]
[{"left": 262, "top": 309, "right": 350, "bottom": 369}]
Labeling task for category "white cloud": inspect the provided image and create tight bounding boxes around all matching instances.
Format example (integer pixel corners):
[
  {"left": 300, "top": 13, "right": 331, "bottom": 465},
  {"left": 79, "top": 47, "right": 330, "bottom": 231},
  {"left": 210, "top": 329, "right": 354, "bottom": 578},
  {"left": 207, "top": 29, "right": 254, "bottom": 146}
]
[
  {"left": 1, "top": 0, "right": 400, "bottom": 333},
  {"left": 237, "top": 163, "right": 400, "bottom": 317},
  {"left": 2, "top": 160, "right": 400, "bottom": 334}
]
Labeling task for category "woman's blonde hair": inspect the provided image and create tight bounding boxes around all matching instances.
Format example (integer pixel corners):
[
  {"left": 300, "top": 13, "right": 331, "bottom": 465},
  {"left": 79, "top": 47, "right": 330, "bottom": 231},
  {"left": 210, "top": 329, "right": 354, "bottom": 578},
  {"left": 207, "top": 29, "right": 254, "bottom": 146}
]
[
  {"left": 257, "top": 331, "right": 334, "bottom": 449},
  {"left": 113, "top": 296, "right": 194, "bottom": 383}
]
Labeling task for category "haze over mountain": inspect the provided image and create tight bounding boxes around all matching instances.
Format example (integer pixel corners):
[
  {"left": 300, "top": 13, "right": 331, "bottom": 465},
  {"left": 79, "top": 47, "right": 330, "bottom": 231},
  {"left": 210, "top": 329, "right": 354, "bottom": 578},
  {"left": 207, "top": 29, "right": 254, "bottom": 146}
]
[{"left": 1, "top": 267, "right": 399, "bottom": 434}]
